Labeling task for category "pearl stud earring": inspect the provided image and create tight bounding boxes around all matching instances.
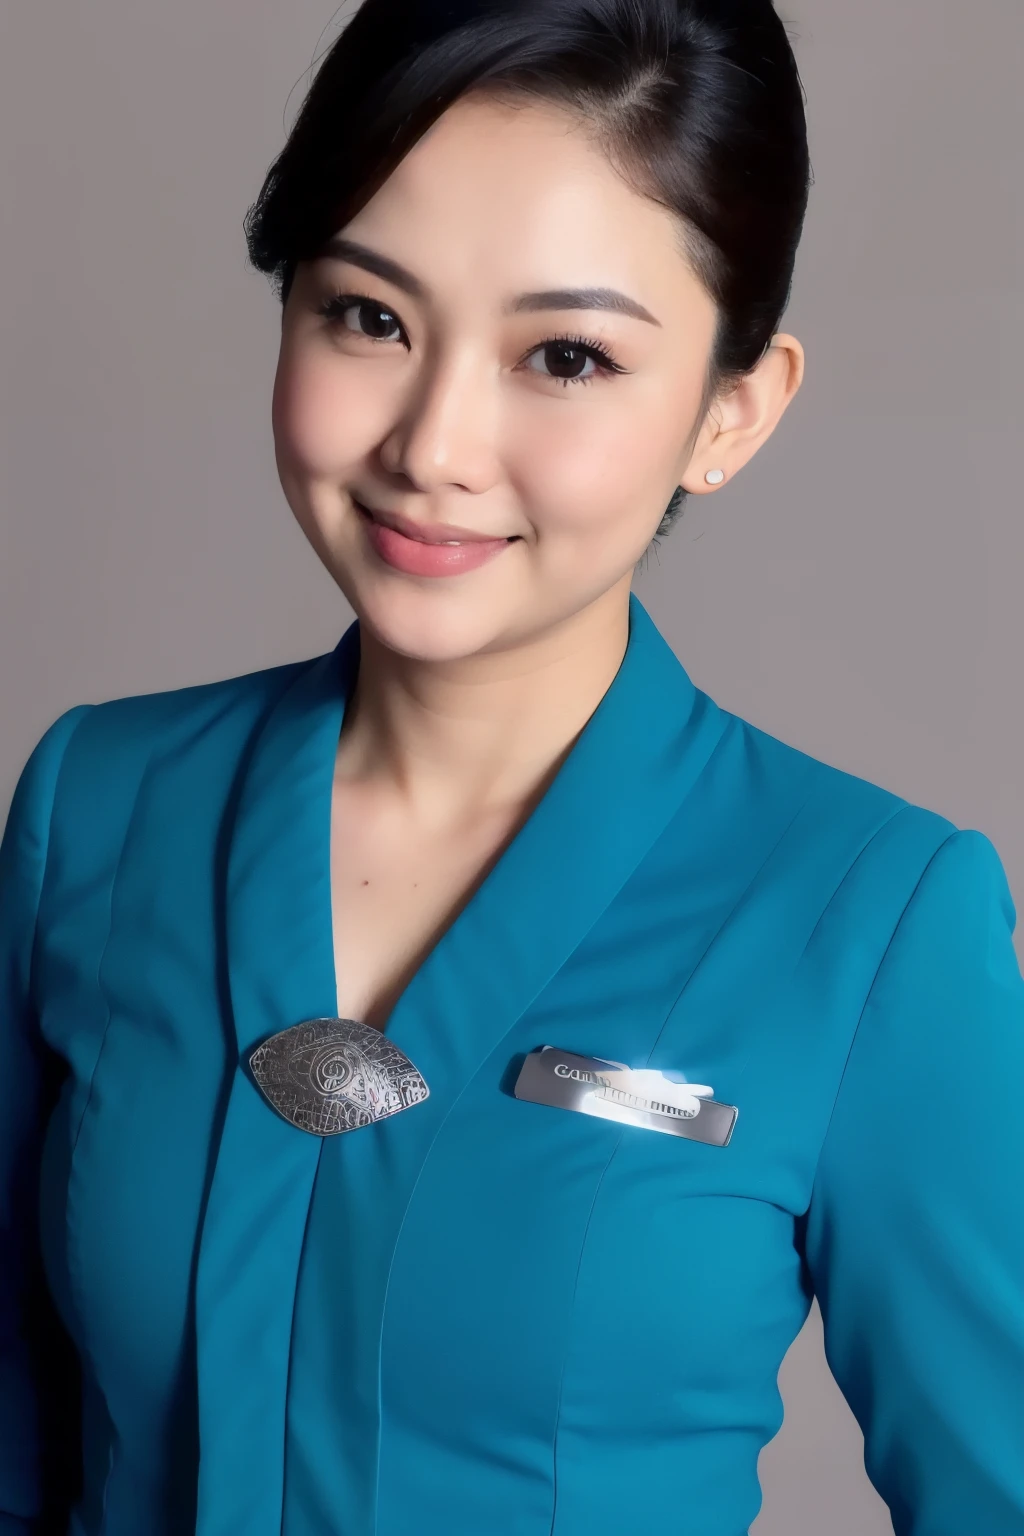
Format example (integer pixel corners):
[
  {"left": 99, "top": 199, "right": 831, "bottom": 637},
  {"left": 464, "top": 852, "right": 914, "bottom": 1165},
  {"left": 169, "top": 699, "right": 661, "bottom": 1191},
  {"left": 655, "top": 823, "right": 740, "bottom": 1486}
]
[{"left": 705, "top": 469, "right": 725, "bottom": 486}]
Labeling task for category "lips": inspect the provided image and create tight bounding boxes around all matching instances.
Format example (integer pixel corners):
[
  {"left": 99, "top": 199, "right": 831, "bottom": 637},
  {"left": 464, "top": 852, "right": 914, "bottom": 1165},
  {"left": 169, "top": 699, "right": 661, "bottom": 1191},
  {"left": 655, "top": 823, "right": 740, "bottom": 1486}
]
[
  {"left": 353, "top": 499, "right": 518, "bottom": 546},
  {"left": 354, "top": 499, "right": 518, "bottom": 579}
]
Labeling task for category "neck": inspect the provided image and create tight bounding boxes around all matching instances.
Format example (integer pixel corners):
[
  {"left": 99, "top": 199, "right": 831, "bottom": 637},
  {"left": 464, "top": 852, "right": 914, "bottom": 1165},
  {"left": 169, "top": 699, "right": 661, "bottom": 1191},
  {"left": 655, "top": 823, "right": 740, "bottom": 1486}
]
[{"left": 334, "top": 585, "right": 632, "bottom": 828}]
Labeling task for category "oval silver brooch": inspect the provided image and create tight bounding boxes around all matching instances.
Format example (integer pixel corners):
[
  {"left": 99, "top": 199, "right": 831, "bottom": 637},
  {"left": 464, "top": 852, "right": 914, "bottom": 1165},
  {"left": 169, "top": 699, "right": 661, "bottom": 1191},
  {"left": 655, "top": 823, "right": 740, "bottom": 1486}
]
[{"left": 247, "top": 1017, "right": 430, "bottom": 1136}]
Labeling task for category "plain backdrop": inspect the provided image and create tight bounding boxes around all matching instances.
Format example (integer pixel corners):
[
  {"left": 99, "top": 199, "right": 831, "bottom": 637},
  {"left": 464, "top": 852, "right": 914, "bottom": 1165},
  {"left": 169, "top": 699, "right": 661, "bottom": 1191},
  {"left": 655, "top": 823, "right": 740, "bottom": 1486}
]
[{"left": 1, "top": 2, "right": 1021, "bottom": 1532}]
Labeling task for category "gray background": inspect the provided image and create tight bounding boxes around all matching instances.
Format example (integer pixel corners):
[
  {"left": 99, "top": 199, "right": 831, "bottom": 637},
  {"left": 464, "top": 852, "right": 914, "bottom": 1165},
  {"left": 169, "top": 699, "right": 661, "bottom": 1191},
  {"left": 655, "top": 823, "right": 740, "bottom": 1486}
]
[{"left": 1, "top": 2, "right": 1021, "bottom": 1531}]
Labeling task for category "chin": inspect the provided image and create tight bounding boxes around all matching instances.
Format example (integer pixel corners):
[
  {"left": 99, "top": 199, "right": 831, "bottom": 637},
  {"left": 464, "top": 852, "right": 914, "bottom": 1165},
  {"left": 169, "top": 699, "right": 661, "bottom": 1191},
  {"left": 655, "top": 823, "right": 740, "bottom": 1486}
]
[{"left": 351, "top": 583, "right": 520, "bottom": 664}]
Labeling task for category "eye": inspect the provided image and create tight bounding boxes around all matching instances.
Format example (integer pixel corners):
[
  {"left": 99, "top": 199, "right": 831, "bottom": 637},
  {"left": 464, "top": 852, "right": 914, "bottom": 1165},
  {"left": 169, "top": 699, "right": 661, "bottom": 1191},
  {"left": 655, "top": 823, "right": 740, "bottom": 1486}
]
[
  {"left": 316, "top": 291, "right": 407, "bottom": 345},
  {"left": 313, "top": 293, "right": 626, "bottom": 388},
  {"left": 522, "top": 334, "right": 626, "bottom": 388}
]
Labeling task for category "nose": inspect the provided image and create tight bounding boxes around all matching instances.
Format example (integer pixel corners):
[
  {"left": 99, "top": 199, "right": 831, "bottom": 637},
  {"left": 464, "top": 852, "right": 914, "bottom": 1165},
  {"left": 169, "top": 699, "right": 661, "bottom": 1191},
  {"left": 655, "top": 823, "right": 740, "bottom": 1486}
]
[{"left": 378, "top": 349, "right": 502, "bottom": 496}]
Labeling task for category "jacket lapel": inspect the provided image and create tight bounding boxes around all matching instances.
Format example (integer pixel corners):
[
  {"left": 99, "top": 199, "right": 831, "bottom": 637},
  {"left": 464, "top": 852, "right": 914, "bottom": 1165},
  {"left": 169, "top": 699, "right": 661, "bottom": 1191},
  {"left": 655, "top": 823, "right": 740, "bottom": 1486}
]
[
  {"left": 194, "top": 592, "right": 728, "bottom": 1535},
  {"left": 383, "top": 593, "right": 726, "bottom": 1101},
  {"left": 194, "top": 629, "right": 355, "bottom": 1536}
]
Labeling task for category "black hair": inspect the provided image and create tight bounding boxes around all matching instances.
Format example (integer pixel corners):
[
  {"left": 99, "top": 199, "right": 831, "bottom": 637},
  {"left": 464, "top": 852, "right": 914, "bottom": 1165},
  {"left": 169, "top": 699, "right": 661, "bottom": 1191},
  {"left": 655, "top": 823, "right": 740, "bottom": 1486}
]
[{"left": 245, "top": 0, "right": 810, "bottom": 536}]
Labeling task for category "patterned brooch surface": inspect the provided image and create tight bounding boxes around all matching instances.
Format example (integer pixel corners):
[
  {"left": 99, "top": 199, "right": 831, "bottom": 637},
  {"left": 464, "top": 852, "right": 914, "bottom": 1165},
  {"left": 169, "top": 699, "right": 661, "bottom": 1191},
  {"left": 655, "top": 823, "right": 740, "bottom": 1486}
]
[{"left": 248, "top": 1017, "right": 429, "bottom": 1136}]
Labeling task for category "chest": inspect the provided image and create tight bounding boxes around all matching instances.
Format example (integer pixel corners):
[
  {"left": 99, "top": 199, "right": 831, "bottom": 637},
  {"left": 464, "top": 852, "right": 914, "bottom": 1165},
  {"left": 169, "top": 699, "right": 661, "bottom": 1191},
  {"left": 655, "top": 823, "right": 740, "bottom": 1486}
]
[
  {"left": 329, "top": 777, "right": 529, "bottom": 1030},
  {"left": 32, "top": 770, "right": 888, "bottom": 1534}
]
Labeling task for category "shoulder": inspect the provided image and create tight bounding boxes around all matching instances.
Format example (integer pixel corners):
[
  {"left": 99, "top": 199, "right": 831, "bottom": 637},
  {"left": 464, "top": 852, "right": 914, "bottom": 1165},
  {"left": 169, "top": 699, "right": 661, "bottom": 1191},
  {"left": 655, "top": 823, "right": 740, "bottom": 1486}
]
[
  {"left": 718, "top": 702, "right": 941, "bottom": 829},
  {"left": 2, "top": 653, "right": 319, "bottom": 877},
  {"left": 705, "top": 698, "right": 1012, "bottom": 930},
  {"left": 63, "top": 651, "right": 313, "bottom": 758},
  {"left": 0, "top": 706, "right": 97, "bottom": 951},
  {"left": 42, "top": 652, "right": 313, "bottom": 774}
]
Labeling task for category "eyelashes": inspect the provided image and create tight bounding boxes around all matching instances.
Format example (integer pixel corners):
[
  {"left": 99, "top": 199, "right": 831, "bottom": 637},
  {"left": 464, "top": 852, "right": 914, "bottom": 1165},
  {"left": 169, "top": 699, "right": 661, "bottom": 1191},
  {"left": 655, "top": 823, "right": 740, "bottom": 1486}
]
[
  {"left": 536, "top": 332, "right": 625, "bottom": 386},
  {"left": 315, "top": 293, "right": 398, "bottom": 339},
  {"left": 313, "top": 291, "right": 627, "bottom": 387}
]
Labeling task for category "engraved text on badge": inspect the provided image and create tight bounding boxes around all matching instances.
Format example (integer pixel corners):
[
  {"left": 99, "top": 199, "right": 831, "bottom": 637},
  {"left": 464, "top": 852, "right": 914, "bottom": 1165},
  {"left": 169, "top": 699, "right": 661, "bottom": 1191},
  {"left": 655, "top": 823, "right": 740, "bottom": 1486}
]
[{"left": 514, "top": 1047, "right": 737, "bottom": 1147}]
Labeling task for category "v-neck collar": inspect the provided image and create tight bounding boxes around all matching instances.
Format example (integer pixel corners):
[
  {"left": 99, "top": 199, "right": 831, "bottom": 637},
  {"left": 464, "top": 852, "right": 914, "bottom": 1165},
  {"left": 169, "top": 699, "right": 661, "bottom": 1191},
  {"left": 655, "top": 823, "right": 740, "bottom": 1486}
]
[
  {"left": 226, "top": 589, "right": 725, "bottom": 1071},
  {"left": 194, "top": 590, "right": 728, "bottom": 1536}
]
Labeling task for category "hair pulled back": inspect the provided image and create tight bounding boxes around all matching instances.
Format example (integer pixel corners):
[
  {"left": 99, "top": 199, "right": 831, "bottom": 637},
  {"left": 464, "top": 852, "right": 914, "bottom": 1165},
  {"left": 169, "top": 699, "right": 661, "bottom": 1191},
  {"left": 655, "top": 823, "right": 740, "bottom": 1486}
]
[{"left": 245, "top": 0, "right": 810, "bottom": 533}]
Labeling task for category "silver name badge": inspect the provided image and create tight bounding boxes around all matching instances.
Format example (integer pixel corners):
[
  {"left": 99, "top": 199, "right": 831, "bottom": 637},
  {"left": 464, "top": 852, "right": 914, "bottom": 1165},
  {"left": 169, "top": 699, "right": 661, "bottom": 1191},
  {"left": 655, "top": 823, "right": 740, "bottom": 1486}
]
[
  {"left": 514, "top": 1047, "right": 737, "bottom": 1147},
  {"left": 248, "top": 1017, "right": 429, "bottom": 1136}
]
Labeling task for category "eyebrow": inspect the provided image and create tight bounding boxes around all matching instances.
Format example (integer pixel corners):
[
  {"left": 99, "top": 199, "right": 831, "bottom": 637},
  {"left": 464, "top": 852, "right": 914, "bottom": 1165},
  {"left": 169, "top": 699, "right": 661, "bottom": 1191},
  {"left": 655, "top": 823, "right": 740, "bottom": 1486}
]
[{"left": 319, "top": 236, "right": 662, "bottom": 327}]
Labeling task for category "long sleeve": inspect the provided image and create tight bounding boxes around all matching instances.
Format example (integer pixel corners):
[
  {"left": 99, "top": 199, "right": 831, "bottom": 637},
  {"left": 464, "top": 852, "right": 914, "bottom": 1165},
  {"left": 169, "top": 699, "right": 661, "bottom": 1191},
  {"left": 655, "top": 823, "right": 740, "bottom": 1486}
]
[
  {"left": 803, "top": 829, "right": 1024, "bottom": 1535},
  {"left": 0, "top": 707, "right": 92, "bottom": 1535}
]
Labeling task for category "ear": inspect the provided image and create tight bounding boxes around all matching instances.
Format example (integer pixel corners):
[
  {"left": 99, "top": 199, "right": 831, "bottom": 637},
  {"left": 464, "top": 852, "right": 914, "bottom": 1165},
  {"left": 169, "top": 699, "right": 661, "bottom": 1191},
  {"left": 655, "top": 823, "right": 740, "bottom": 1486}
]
[{"left": 680, "top": 334, "right": 805, "bottom": 495}]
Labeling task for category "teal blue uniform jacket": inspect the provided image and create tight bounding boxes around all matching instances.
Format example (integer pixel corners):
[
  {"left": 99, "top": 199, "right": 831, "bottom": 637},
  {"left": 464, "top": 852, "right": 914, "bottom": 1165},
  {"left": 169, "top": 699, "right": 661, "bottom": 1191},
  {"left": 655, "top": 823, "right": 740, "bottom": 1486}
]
[{"left": 2, "top": 593, "right": 1022, "bottom": 1536}]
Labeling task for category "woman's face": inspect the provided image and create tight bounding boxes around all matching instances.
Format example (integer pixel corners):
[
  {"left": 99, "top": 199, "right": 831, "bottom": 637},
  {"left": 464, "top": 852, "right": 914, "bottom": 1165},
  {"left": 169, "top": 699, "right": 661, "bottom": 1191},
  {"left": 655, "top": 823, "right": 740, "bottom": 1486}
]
[{"left": 273, "top": 93, "right": 753, "bottom": 662}]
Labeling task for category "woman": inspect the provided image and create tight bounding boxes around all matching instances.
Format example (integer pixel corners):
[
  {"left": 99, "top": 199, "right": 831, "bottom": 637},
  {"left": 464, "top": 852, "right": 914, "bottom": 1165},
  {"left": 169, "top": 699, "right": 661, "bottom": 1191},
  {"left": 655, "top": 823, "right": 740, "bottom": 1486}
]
[{"left": 2, "top": 1, "right": 1021, "bottom": 1532}]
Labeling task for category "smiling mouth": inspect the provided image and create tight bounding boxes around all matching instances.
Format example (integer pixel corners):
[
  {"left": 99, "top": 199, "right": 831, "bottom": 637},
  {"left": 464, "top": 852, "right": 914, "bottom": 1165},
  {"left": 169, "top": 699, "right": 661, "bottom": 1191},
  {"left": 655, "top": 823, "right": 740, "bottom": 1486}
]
[{"left": 353, "top": 499, "right": 521, "bottom": 547}]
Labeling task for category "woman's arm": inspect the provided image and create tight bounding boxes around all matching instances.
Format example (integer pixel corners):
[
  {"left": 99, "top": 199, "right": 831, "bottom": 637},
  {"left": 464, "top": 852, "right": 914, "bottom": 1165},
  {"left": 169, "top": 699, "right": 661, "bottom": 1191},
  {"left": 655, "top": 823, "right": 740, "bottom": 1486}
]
[
  {"left": 802, "top": 829, "right": 1024, "bottom": 1535},
  {"left": 0, "top": 706, "right": 92, "bottom": 1534}
]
